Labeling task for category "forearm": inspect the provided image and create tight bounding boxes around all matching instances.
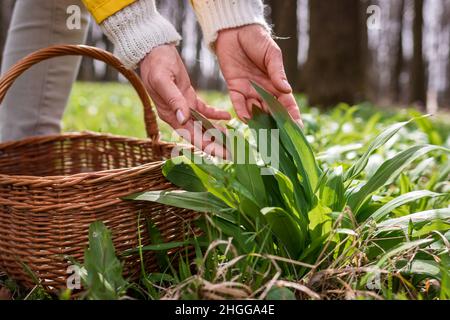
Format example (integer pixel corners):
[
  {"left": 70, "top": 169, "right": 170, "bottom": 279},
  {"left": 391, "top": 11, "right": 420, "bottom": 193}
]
[
  {"left": 86, "top": 0, "right": 269, "bottom": 68},
  {"left": 99, "top": 0, "right": 181, "bottom": 69},
  {"left": 191, "top": 0, "right": 270, "bottom": 50}
]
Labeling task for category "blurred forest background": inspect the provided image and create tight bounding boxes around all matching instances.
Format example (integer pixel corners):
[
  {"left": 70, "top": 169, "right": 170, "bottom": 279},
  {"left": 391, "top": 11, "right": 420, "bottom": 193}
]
[{"left": 1, "top": 0, "right": 450, "bottom": 111}]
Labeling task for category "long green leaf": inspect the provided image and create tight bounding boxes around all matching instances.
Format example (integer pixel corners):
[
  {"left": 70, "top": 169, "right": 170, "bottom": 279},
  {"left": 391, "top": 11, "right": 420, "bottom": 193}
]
[
  {"left": 125, "top": 191, "right": 226, "bottom": 213},
  {"left": 247, "top": 105, "right": 311, "bottom": 215},
  {"left": 308, "top": 203, "right": 332, "bottom": 240},
  {"left": 376, "top": 239, "right": 434, "bottom": 267},
  {"left": 190, "top": 108, "right": 226, "bottom": 148},
  {"left": 344, "top": 119, "right": 416, "bottom": 181},
  {"left": 253, "top": 83, "right": 320, "bottom": 207},
  {"left": 84, "top": 222, "right": 128, "bottom": 300},
  {"left": 123, "top": 241, "right": 193, "bottom": 254},
  {"left": 348, "top": 145, "right": 448, "bottom": 214},
  {"left": 162, "top": 158, "right": 206, "bottom": 192},
  {"left": 320, "top": 166, "right": 345, "bottom": 211},
  {"left": 402, "top": 260, "right": 441, "bottom": 278},
  {"left": 261, "top": 207, "right": 305, "bottom": 256},
  {"left": 369, "top": 190, "right": 444, "bottom": 222},
  {"left": 376, "top": 208, "right": 450, "bottom": 232},
  {"left": 228, "top": 127, "right": 267, "bottom": 207}
]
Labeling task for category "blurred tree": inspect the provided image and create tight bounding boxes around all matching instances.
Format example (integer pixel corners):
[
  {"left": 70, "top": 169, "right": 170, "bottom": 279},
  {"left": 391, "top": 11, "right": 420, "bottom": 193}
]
[
  {"left": 392, "top": 0, "right": 405, "bottom": 103},
  {"left": 305, "top": 0, "right": 366, "bottom": 107},
  {"left": 445, "top": 0, "right": 450, "bottom": 107},
  {"left": 102, "top": 35, "right": 118, "bottom": 81},
  {"left": 269, "top": 0, "right": 299, "bottom": 86},
  {"left": 77, "top": 27, "right": 96, "bottom": 81},
  {"left": 359, "top": 0, "right": 370, "bottom": 102},
  {"left": 411, "top": 0, "right": 426, "bottom": 105},
  {"left": 190, "top": 23, "right": 203, "bottom": 88}
]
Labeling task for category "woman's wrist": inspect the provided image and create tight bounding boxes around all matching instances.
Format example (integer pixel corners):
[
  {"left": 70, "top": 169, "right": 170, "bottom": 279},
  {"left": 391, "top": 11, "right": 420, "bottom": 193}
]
[
  {"left": 100, "top": 0, "right": 181, "bottom": 69},
  {"left": 191, "top": 0, "right": 270, "bottom": 51}
]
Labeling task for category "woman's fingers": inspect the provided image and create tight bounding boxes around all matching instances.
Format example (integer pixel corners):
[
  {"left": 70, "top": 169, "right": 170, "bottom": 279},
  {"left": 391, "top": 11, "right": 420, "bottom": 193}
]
[
  {"left": 266, "top": 46, "right": 292, "bottom": 94},
  {"left": 195, "top": 97, "right": 231, "bottom": 120},
  {"left": 230, "top": 90, "right": 251, "bottom": 121},
  {"left": 278, "top": 93, "right": 302, "bottom": 124},
  {"left": 149, "top": 75, "right": 191, "bottom": 125}
]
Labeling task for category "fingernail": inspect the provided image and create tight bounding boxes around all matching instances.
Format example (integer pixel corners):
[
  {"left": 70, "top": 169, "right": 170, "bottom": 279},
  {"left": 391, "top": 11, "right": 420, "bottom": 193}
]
[
  {"left": 176, "top": 109, "right": 186, "bottom": 124},
  {"left": 283, "top": 79, "right": 292, "bottom": 90}
]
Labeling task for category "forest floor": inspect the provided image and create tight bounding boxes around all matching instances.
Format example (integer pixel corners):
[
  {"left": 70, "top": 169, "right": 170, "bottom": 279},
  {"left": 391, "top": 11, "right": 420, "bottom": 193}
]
[
  {"left": 64, "top": 82, "right": 450, "bottom": 141},
  {"left": 0, "top": 81, "right": 449, "bottom": 300}
]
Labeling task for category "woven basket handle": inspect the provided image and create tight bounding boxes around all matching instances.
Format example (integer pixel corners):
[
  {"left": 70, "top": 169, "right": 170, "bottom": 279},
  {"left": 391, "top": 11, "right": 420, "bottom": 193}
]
[{"left": 0, "top": 44, "right": 160, "bottom": 144}]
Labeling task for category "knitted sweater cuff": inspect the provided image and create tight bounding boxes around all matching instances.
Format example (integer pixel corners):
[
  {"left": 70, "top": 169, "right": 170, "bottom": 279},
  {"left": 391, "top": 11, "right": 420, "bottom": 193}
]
[
  {"left": 101, "top": 0, "right": 181, "bottom": 69},
  {"left": 191, "top": 0, "right": 270, "bottom": 50}
]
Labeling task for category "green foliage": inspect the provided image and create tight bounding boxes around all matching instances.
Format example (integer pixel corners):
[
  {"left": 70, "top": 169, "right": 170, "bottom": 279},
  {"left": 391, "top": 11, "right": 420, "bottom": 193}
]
[
  {"left": 49, "top": 83, "right": 449, "bottom": 300},
  {"left": 130, "top": 86, "right": 450, "bottom": 300},
  {"left": 80, "top": 222, "right": 129, "bottom": 300}
]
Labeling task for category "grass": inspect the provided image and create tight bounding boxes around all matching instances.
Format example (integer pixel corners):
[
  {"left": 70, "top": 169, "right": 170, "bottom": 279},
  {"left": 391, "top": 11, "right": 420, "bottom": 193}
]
[
  {"left": 64, "top": 82, "right": 232, "bottom": 141},
  {"left": 1, "top": 81, "right": 449, "bottom": 300}
]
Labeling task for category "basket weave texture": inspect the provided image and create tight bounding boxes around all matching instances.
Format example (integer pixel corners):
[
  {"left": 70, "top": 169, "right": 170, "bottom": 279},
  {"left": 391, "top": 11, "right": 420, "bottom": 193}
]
[{"left": 0, "top": 45, "right": 199, "bottom": 290}]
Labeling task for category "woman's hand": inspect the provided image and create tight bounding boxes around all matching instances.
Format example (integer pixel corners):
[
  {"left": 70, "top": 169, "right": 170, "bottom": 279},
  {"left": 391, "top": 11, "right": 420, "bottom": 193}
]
[
  {"left": 216, "top": 25, "right": 301, "bottom": 123},
  {"left": 140, "top": 44, "right": 231, "bottom": 150}
]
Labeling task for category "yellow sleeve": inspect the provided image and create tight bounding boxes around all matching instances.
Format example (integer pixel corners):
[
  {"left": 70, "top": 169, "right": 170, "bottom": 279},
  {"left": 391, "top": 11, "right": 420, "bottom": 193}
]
[{"left": 81, "top": 0, "right": 138, "bottom": 23}]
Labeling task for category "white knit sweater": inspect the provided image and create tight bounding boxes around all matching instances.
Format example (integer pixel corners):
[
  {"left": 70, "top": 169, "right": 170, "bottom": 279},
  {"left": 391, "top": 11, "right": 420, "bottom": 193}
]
[{"left": 101, "top": 0, "right": 269, "bottom": 69}]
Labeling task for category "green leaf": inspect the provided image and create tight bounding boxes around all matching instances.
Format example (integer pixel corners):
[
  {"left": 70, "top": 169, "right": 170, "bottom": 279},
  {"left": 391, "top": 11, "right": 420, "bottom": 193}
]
[
  {"left": 253, "top": 83, "right": 320, "bottom": 207},
  {"left": 376, "top": 238, "right": 434, "bottom": 267},
  {"left": 440, "top": 254, "right": 450, "bottom": 299},
  {"left": 83, "top": 221, "right": 128, "bottom": 300},
  {"left": 261, "top": 207, "right": 305, "bottom": 256},
  {"left": 402, "top": 260, "right": 441, "bottom": 278},
  {"left": 369, "top": 190, "right": 444, "bottom": 222},
  {"left": 162, "top": 158, "right": 206, "bottom": 192},
  {"left": 123, "top": 241, "right": 191, "bottom": 254},
  {"left": 248, "top": 106, "right": 311, "bottom": 214},
  {"left": 266, "top": 287, "right": 296, "bottom": 300},
  {"left": 190, "top": 108, "right": 227, "bottom": 148},
  {"left": 409, "top": 110, "right": 443, "bottom": 145},
  {"left": 399, "top": 173, "right": 413, "bottom": 194},
  {"left": 377, "top": 208, "right": 450, "bottom": 232},
  {"left": 145, "top": 219, "right": 170, "bottom": 269},
  {"left": 320, "top": 166, "right": 345, "bottom": 211},
  {"left": 273, "top": 170, "right": 309, "bottom": 235},
  {"left": 348, "top": 144, "right": 448, "bottom": 214},
  {"left": 125, "top": 190, "right": 226, "bottom": 213},
  {"left": 187, "top": 159, "right": 237, "bottom": 208},
  {"left": 412, "top": 221, "right": 450, "bottom": 238},
  {"left": 308, "top": 203, "right": 333, "bottom": 240},
  {"left": 344, "top": 119, "right": 415, "bottom": 181},
  {"left": 211, "top": 215, "right": 254, "bottom": 254},
  {"left": 273, "top": 170, "right": 295, "bottom": 208},
  {"left": 228, "top": 128, "right": 267, "bottom": 207}
]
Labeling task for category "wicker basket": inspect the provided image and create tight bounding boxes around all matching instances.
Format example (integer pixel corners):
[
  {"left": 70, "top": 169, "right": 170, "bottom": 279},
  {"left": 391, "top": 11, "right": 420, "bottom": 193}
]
[{"left": 0, "top": 45, "right": 199, "bottom": 291}]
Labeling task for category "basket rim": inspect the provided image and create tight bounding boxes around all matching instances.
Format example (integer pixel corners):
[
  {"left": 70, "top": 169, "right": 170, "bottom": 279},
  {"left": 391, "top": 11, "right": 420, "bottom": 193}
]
[
  {"left": 0, "top": 131, "right": 169, "bottom": 148},
  {"left": 0, "top": 131, "right": 177, "bottom": 185}
]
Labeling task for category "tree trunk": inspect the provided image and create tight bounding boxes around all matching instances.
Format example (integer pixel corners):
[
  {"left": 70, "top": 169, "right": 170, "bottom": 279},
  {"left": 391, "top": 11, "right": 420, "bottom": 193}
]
[
  {"left": 269, "top": 0, "right": 299, "bottom": 86},
  {"left": 77, "top": 27, "right": 96, "bottom": 81},
  {"left": 445, "top": 0, "right": 450, "bottom": 108},
  {"left": 392, "top": 0, "right": 405, "bottom": 103},
  {"left": 410, "top": 0, "right": 426, "bottom": 105},
  {"left": 305, "top": 0, "right": 365, "bottom": 107},
  {"left": 191, "top": 23, "right": 202, "bottom": 88},
  {"left": 359, "top": 0, "right": 370, "bottom": 103}
]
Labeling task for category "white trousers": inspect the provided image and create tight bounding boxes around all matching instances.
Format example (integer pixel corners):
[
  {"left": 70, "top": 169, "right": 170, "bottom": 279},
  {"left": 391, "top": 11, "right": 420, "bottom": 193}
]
[{"left": 0, "top": 0, "right": 90, "bottom": 142}]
